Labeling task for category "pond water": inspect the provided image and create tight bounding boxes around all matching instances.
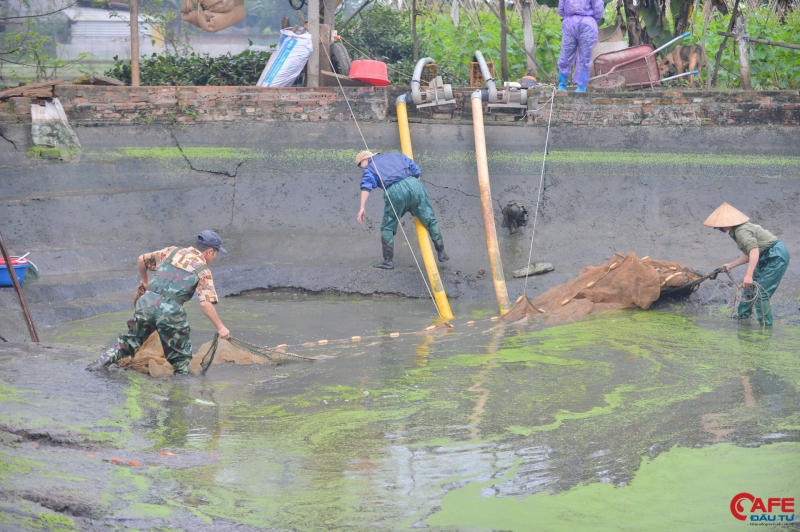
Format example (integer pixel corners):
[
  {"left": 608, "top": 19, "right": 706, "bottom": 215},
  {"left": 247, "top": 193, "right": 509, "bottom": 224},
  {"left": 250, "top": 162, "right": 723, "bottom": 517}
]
[{"left": 36, "top": 293, "right": 800, "bottom": 530}]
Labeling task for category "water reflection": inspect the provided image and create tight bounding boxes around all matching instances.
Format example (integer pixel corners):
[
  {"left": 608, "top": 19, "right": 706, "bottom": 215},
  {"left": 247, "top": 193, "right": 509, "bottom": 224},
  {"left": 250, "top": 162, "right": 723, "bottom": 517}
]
[{"left": 39, "top": 294, "right": 800, "bottom": 529}]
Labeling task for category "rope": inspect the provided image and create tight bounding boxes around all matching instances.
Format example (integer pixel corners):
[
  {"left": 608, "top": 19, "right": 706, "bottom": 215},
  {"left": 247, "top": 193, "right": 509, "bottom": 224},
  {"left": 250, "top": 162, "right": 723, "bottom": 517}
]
[
  {"left": 726, "top": 272, "right": 770, "bottom": 328},
  {"left": 320, "top": 44, "right": 445, "bottom": 322},
  {"left": 523, "top": 86, "right": 556, "bottom": 297}
]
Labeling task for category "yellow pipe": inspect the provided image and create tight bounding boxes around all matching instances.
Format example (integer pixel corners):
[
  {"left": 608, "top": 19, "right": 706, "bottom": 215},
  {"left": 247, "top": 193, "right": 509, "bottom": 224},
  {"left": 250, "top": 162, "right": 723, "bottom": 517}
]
[
  {"left": 470, "top": 94, "right": 510, "bottom": 314},
  {"left": 396, "top": 95, "right": 454, "bottom": 322}
]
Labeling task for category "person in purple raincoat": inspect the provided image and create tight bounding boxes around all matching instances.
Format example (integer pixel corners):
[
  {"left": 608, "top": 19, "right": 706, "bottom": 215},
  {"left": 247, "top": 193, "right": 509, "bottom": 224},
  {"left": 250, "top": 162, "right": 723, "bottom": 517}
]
[{"left": 557, "top": 0, "right": 605, "bottom": 92}]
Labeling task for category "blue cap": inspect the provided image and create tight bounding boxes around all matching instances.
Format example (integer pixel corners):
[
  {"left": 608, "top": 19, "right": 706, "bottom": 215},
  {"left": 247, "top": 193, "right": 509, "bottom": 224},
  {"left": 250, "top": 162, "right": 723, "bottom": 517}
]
[{"left": 197, "top": 230, "right": 227, "bottom": 254}]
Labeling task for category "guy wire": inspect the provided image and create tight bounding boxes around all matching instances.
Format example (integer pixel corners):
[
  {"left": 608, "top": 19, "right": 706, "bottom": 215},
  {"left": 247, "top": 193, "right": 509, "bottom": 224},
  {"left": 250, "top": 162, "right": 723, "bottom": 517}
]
[
  {"left": 320, "top": 44, "right": 445, "bottom": 322},
  {"left": 523, "top": 86, "right": 555, "bottom": 296}
]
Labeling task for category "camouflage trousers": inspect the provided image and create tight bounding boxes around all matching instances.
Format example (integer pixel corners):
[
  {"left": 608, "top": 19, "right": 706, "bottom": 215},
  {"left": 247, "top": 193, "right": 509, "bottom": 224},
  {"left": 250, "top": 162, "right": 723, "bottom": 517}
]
[{"left": 110, "top": 292, "right": 193, "bottom": 374}]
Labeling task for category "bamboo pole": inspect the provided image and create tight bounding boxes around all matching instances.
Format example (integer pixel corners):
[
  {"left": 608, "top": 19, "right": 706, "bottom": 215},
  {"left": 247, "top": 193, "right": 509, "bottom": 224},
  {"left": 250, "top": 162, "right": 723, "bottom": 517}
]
[
  {"left": 307, "top": 0, "right": 321, "bottom": 87},
  {"left": 0, "top": 229, "right": 38, "bottom": 342},
  {"left": 520, "top": 0, "right": 538, "bottom": 77},
  {"left": 711, "top": 0, "right": 740, "bottom": 87},
  {"left": 499, "top": 0, "right": 508, "bottom": 83},
  {"left": 717, "top": 31, "right": 800, "bottom": 50},
  {"left": 470, "top": 94, "right": 510, "bottom": 315},
  {"left": 130, "top": 0, "right": 140, "bottom": 87},
  {"left": 734, "top": 14, "right": 752, "bottom": 90},
  {"left": 395, "top": 96, "right": 454, "bottom": 322}
]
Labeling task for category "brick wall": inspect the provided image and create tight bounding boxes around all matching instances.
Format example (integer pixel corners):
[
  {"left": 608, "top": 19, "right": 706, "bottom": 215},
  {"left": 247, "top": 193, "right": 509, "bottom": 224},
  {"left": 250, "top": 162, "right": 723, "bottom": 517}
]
[{"left": 1, "top": 85, "right": 797, "bottom": 127}]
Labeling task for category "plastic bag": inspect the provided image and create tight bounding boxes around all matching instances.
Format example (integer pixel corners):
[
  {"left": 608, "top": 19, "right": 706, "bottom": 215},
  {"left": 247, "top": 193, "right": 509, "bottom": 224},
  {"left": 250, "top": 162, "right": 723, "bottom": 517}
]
[
  {"left": 256, "top": 29, "right": 313, "bottom": 88},
  {"left": 30, "top": 98, "right": 82, "bottom": 162}
]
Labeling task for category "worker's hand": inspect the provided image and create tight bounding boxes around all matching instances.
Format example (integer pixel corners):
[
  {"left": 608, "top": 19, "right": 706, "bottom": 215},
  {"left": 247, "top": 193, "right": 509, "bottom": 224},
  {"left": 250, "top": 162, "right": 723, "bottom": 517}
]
[
  {"left": 722, "top": 263, "right": 733, "bottom": 272},
  {"left": 217, "top": 326, "right": 231, "bottom": 340},
  {"left": 742, "top": 274, "right": 754, "bottom": 288},
  {"left": 357, "top": 208, "right": 366, "bottom": 224},
  {"left": 137, "top": 281, "right": 147, "bottom": 294}
]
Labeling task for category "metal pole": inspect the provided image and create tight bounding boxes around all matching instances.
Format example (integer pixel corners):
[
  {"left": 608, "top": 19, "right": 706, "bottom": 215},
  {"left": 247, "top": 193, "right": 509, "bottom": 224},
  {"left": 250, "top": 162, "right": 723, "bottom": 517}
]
[
  {"left": 130, "top": 0, "right": 140, "bottom": 87},
  {"left": 470, "top": 93, "right": 510, "bottom": 315},
  {"left": 0, "top": 229, "right": 39, "bottom": 342},
  {"left": 396, "top": 95, "right": 454, "bottom": 322},
  {"left": 307, "top": 0, "right": 320, "bottom": 87}
]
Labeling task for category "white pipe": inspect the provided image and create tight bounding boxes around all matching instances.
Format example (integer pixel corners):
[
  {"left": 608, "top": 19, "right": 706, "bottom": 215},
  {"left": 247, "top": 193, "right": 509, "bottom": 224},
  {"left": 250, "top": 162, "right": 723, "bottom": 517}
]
[
  {"left": 411, "top": 57, "right": 435, "bottom": 105},
  {"left": 474, "top": 50, "right": 497, "bottom": 103}
]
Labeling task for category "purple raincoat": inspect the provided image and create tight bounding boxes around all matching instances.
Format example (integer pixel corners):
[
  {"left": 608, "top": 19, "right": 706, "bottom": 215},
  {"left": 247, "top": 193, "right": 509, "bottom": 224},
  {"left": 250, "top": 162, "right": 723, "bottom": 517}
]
[{"left": 557, "top": 0, "right": 604, "bottom": 86}]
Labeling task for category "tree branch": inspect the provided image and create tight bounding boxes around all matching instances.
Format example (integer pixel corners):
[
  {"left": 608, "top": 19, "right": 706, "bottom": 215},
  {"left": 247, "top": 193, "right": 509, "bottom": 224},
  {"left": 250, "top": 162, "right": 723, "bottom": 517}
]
[{"left": 0, "top": 0, "right": 80, "bottom": 21}]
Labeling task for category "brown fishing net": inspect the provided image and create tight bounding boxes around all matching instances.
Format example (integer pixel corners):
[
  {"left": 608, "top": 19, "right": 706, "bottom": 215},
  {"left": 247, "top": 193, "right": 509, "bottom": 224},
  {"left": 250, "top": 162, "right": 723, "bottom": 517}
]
[
  {"left": 118, "top": 333, "right": 313, "bottom": 377},
  {"left": 502, "top": 252, "right": 702, "bottom": 325}
]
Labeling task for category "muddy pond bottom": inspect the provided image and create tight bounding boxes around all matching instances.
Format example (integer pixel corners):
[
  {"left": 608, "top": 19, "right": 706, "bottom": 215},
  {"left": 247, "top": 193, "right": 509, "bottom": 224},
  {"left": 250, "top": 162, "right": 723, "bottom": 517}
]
[{"left": 2, "top": 293, "right": 799, "bottom": 531}]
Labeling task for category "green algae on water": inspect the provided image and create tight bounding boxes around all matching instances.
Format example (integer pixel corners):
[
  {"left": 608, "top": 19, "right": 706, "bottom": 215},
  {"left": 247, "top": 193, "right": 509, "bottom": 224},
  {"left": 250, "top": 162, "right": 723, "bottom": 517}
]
[{"left": 427, "top": 442, "right": 800, "bottom": 531}]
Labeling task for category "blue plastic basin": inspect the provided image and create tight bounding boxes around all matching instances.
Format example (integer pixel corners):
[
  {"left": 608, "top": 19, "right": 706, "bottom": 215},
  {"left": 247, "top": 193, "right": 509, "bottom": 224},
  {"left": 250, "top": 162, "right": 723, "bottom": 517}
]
[{"left": 0, "top": 263, "right": 28, "bottom": 287}]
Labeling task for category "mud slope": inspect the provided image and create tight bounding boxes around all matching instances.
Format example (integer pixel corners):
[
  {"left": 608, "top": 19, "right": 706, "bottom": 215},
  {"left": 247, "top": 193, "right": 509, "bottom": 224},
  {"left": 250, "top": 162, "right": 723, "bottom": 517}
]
[{"left": 1, "top": 122, "right": 798, "bottom": 335}]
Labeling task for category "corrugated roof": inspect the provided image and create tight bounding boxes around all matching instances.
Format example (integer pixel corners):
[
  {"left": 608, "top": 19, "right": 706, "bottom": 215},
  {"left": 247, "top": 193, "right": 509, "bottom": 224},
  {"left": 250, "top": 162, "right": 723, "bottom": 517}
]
[{"left": 63, "top": 7, "right": 145, "bottom": 23}]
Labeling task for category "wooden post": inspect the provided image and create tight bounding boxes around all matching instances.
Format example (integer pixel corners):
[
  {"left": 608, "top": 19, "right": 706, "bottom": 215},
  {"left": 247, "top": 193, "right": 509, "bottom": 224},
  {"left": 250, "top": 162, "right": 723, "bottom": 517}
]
[
  {"left": 499, "top": 0, "right": 508, "bottom": 83},
  {"left": 0, "top": 229, "right": 39, "bottom": 342},
  {"left": 411, "top": 0, "right": 419, "bottom": 62},
  {"left": 711, "top": 0, "right": 740, "bottom": 88},
  {"left": 323, "top": 0, "right": 335, "bottom": 31},
  {"left": 520, "top": 0, "right": 537, "bottom": 77},
  {"left": 734, "top": 13, "right": 751, "bottom": 89},
  {"left": 130, "top": 0, "right": 140, "bottom": 87},
  {"left": 307, "top": 0, "right": 320, "bottom": 87}
]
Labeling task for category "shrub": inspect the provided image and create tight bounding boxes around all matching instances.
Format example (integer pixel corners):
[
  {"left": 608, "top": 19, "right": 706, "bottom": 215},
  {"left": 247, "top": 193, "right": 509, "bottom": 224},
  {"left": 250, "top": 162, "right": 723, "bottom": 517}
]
[{"left": 106, "top": 48, "right": 271, "bottom": 86}]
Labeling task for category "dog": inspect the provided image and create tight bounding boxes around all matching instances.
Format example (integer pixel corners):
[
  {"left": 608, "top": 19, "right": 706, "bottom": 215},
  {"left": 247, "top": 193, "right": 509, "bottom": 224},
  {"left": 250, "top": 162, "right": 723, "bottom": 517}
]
[{"left": 658, "top": 44, "right": 706, "bottom": 86}]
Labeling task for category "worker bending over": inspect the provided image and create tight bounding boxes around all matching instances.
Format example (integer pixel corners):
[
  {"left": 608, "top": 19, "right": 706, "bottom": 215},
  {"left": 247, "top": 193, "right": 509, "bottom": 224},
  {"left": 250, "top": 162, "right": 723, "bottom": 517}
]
[
  {"left": 356, "top": 150, "right": 448, "bottom": 270},
  {"left": 87, "top": 230, "right": 231, "bottom": 373},
  {"left": 704, "top": 203, "right": 790, "bottom": 326}
]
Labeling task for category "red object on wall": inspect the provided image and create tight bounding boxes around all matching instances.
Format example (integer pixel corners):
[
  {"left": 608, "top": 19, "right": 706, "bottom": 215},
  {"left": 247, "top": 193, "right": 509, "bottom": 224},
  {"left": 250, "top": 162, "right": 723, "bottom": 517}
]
[
  {"left": 349, "top": 60, "right": 390, "bottom": 86},
  {"left": 593, "top": 44, "right": 660, "bottom": 89}
]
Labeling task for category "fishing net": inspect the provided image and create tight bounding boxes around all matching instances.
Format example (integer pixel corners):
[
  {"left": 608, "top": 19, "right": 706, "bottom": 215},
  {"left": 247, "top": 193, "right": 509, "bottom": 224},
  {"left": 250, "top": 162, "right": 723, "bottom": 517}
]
[
  {"left": 502, "top": 252, "right": 702, "bottom": 325},
  {"left": 117, "top": 333, "right": 314, "bottom": 377}
]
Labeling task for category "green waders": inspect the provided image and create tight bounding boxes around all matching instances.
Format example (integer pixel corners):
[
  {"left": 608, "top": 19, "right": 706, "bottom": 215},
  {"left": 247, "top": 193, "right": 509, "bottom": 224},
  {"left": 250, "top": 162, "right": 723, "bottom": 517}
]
[
  {"left": 737, "top": 240, "right": 789, "bottom": 326},
  {"left": 102, "top": 248, "right": 207, "bottom": 374},
  {"left": 380, "top": 177, "right": 443, "bottom": 246}
]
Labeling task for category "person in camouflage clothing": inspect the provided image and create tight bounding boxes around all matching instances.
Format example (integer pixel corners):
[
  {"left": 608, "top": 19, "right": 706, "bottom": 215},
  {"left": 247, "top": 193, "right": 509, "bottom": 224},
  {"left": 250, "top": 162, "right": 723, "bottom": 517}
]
[{"left": 86, "top": 230, "right": 231, "bottom": 374}]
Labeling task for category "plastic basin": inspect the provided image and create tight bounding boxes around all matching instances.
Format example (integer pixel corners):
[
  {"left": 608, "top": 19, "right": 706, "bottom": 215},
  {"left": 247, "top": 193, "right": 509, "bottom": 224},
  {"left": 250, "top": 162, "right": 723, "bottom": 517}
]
[
  {"left": 0, "top": 258, "right": 29, "bottom": 287},
  {"left": 349, "top": 60, "right": 390, "bottom": 86}
]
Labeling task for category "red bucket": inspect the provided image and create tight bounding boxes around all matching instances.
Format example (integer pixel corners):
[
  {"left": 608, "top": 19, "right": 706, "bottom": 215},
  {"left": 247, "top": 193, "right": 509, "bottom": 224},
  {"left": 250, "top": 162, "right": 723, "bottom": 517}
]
[{"left": 349, "top": 60, "right": 390, "bottom": 86}]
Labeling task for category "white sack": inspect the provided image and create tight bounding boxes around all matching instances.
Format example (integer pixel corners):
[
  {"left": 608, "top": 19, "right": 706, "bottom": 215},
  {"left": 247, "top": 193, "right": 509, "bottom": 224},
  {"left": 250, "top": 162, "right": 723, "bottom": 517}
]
[{"left": 256, "top": 29, "right": 313, "bottom": 88}]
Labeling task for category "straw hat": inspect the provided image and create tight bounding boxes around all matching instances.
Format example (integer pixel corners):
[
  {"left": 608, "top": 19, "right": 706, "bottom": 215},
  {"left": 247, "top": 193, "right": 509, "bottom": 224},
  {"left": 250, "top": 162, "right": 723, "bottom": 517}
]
[
  {"left": 355, "top": 150, "right": 379, "bottom": 166},
  {"left": 703, "top": 202, "right": 750, "bottom": 228}
]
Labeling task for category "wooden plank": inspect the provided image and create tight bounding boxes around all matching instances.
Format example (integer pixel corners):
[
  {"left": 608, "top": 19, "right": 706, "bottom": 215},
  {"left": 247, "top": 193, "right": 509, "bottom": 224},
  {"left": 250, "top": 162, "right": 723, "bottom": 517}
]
[
  {"left": 320, "top": 70, "right": 370, "bottom": 87},
  {"left": 0, "top": 80, "right": 63, "bottom": 100}
]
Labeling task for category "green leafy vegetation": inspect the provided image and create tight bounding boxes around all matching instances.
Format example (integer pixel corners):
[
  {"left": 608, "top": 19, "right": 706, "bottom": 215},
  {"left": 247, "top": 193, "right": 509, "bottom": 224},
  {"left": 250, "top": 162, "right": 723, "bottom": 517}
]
[
  {"left": 105, "top": 47, "right": 271, "bottom": 86},
  {"left": 696, "top": 6, "right": 800, "bottom": 89}
]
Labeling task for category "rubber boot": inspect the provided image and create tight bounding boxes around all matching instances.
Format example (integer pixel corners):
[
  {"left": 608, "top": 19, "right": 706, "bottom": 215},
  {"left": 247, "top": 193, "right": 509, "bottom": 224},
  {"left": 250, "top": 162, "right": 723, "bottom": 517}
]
[
  {"left": 374, "top": 237, "right": 394, "bottom": 269},
  {"left": 575, "top": 85, "right": 587, "bottom": 93},
  {"left": 86, "top": 347, "right": 120, "bottom": 371},
  {"left": 432, "top": 238, "right": 449, "bottom": 263},
  {"left": 557, "top": 72, "right": 568, "bottom": 91}
]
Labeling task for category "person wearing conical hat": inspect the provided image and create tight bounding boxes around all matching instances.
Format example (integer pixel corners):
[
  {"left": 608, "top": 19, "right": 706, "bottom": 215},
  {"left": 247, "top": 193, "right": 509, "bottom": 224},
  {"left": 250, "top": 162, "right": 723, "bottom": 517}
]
[
  {"left": 355, "top": 150, "right": 448, "bottom": 270},
  {"left": 704, "top": 203, "right": 790, "bottom": 326}
]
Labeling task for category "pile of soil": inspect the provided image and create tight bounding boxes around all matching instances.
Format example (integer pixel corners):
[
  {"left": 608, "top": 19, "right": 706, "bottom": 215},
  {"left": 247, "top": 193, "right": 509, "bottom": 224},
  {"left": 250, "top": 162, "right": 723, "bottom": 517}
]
[{"left": 502, "top": 252, "right": 701, "bottom": 325}]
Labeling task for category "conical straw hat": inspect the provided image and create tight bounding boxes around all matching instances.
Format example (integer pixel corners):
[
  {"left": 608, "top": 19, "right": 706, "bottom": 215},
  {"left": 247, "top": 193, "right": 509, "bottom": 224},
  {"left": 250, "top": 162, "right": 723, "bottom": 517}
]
[{"left": 703, "top": 202, "right": 749, "bottom": 227}]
